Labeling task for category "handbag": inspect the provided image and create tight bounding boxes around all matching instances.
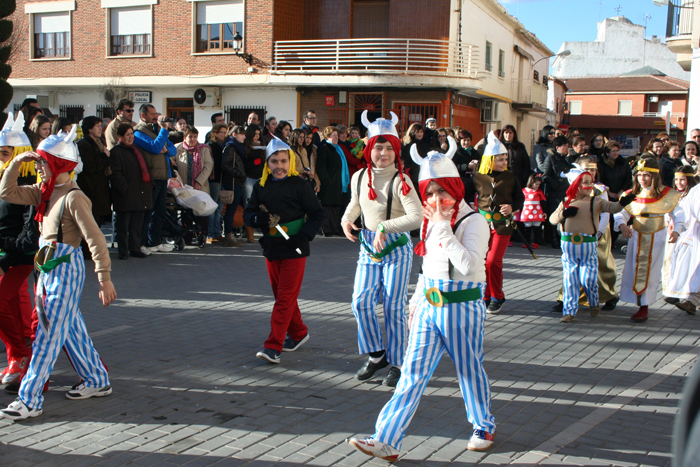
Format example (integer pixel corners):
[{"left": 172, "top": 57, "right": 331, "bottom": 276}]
[{"left": 218, "top": 169, "right": 235, "bottom": 204}]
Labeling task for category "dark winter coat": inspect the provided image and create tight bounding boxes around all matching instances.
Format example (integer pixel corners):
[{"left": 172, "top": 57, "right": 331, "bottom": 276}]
[
  {"left": 315, "top": 141, "right": 349, "bottom": 206},
  {"left": 504, "top": 141, "right": 531, "bottom": 188},
  {"left": 221, "top": 141, "right": 247, "bottom": 186},
  {"left": 597, "top": 153, "right": 633, "bottom": 198},
  {"left": 76, "top": 137, "right": 112, "bottom": 218},
  {"left": 108, "top": 143, "right": 153, "bottom": 212},
  {"left": 541, "top": 151, "right": 574, "bottom": 213}
]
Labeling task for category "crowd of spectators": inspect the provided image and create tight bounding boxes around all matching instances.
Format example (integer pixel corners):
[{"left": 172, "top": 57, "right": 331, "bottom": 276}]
[{"left": 11, "top": 97, "right": 700, "bottom": 260}]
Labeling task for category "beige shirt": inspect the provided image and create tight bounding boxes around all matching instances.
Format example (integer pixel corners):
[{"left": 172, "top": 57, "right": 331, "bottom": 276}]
[
  {"left": 105, "top": 115, "right": 136, "bottom": 150},
  {"left": 341, "top": 166, "right": 422, "bottom": 234},
  {"left": 0, "top": 159, "right": 111, "bottom": 281},
  {"left": 550, "top": 194, "right": 623, "bottom": 236},
  {"left": 173, "top": 143, "right": 214, "bottom": 195}
]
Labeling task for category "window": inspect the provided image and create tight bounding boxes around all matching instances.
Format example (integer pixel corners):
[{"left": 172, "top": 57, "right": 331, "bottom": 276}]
[
  {"left": 59, "top": 105, "right": 84, "bottom": 124},
  {"left": 618, "top": 100, "right": 632, "bottom": 116},
  {"left": 485, "top": 41, "right": 492, "bottom": 71},
  {"left": 224, "top": 105, "right": 266, "bottom": 126},
  {"left": 195, "top": 1, "right": 244, "bottom": 53},
  {"left": 569, "top": 100, "right": 582, "bottom": 115},
  {"left": 498, "top": 49, "right": 505, "bottom": 77},
  {"left": 33, "top": 12, "right": 70, "bottom": 58},
  {"left": 109, "top": 6, "right": 152, "bottom": 56},
  {"left": 533, "top": 70, "right": 539, "bottom": 82}
]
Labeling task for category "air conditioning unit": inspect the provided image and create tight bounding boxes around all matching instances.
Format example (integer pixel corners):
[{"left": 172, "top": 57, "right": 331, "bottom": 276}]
[
  {"left": 648, "top": 95, "right": 659, "bottom": 103},
  {"left": 481, "top": 100, "right": 498, "bottom": 123},
  {"left": 193, "top": 87, "right": 221, "bottom": 108}
]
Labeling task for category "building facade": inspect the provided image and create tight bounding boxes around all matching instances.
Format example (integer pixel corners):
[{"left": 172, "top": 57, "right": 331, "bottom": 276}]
[
  {"left": 7, "top": 0, "right": 553, "bottom": 149},
  {"left": 563, "top": 73, "right": 690, "bottom": 155}
]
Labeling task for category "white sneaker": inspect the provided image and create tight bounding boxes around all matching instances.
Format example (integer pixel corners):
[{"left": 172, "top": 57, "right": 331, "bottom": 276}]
[
  {"left": 65, "top": 383, "right": 113, "bottom": 400},
  {"left": 148, "top": 244, "right": 174, "bottom": 253},
  {"left": 0, "top": 398, "right": 42, "bottom": 420},
  {"left": 347, "top": 437, "right": 399, "bottom": 462},
  {"left": 140, "top": 246, "right": 153, "bottom": 256},
  {"left": 468, "top": 429, "right": 495, "bottom": 451}
]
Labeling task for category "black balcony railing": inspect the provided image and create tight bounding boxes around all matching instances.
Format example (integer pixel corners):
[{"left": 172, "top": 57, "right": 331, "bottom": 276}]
[{"left": 666, "top": 1, "right": 693, "bottom": 38}]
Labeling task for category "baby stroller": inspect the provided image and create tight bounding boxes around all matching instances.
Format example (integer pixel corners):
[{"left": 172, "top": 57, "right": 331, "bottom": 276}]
[{"left": 161, "top": 193, "right": 207, "bottom": 251}]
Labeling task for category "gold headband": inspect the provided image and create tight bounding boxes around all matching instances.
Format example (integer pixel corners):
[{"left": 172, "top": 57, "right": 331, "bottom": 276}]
[
  {"left": 675, "top": 172, "right": 692, "bottom": 177},
  {"left": 636, "top": 160, "right": 659, "bottom": 173},
  {"left": 581, "top": 163, "right": 597, "bottom": 169}
]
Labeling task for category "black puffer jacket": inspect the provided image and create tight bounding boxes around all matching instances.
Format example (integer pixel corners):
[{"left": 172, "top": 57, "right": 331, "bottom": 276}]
[
  {"left": 597, "top": 153, "right": 633, "bottom": 199},
  {"left": 108, "top": 143, "right": 153, "bottom": 212},
  {"left": 542, "top": 151, "right": 574, "bottom": 213},
  {"left": 504, "top": 141, "right": 531, "bottom": 188}
]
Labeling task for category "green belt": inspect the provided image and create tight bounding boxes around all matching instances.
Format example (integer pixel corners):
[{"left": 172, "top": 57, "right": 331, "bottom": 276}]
[
  {"left": 265, "top": 218, "right": 305, "bottom": 237},
  {"left": 36, "top": 253, "right": 72, "bottom": 273},
  {"left": 479, "top": 209, "right": 507, "bottom": 223},
  {"left": 561, "top": 233, "right": 596, "bottom": 245},
  {"left": 359, "top": 231, "right": 409, "bottom": 262},
  {"left": 424, "top": 287, "right": 482, "bottom": 307}
]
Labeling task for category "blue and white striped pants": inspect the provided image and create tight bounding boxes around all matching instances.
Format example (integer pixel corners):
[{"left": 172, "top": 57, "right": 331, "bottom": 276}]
[
  {"left": 19, "top": 241, "right": 110, "bottom": 410},
  {"left": 561, "top": 234, "right": 599, "bottom": 316},
  {"left": 351, "top": 230, "right": 412, "bottom": 366},
  {"left": 374, "top": 276, "right": 496, "bottom": 450}
]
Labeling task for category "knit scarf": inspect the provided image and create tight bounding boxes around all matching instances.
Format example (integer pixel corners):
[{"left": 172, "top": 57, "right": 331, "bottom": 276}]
[
  {"left": 121, "top": 141, "right": 150, "bottom": 183},
  {"left": 182, "top": 140, "right": 208, "bottom": 183},
  {"left": 329, "top": 142, "right": 350, "bottom": 193},
  {"left": 414, "top": 177, "right": 464, "bottom": 257},
  {"left": 35, "top": 150, "right": 78, "bottom": 222}
]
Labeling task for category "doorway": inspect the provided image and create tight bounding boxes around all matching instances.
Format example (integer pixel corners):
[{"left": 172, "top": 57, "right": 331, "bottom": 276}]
[{"left": 167, "top": 98, "right": 194, "bottom": 125}]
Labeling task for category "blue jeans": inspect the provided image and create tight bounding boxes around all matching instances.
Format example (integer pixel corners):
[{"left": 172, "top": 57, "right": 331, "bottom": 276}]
[
  {"left": 208, "top": 182, "right": 222, "bottom": 238},
  {"left": 243, "top": 177, "right": 257, "bottom": 208},
  {"left": 144, "top": 179, "right": 168, "bottom": 247}
]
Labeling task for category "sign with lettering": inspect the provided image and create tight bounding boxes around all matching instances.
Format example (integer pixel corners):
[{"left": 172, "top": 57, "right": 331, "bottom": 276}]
[
  {"left": 325, "top": 95, "right": 335, "bottom": 106},
  {"left": 128, "top": 91, "right": 152, "bottom": 104}
]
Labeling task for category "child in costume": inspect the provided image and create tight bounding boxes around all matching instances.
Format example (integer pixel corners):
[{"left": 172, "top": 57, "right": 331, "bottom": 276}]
[
  {"left": 348, "top": 144, "right": 496, "bottom": 462},
  {"left": 614, "top": 157, "right": 684, "bottom": 322},
  {"left": 549, "top": 168, "right": 632, "bottom": 323},
  {"left": 0, "top": 126, "right": 117, "bottom": 420},
  {"left": 464, "top": 132, "right": 524, "bottom": 314},
  {"left": 520, "top": 174, "right": 546, "bottom": 249},
  {"left": 663, "top": 166, "right": 699, "bottom": 314},
  {"left": 0, "top": 113, "right": 38, "bottom": 388},
  {"left": 341, "top": 111, "right": 421, "bottom": 387},
  {"left": 348, "top": 126, "right": 365, "bottom": 160},
  {"left": 244, "top": 138, "right": 326, "bottom": 364}
]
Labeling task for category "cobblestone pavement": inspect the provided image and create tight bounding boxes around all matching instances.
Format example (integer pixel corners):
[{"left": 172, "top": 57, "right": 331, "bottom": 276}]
[{"left": 0, "top": 235, "right": 697, "bottom": 466}]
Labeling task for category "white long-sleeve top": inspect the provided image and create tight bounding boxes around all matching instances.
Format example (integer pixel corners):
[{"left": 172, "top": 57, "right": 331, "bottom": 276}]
[
  {"left": 410, "top": 200, "right": 489, "bottom": 306},
  {"left": 341, "top": 166, "right": 422, "bottom": 234}
]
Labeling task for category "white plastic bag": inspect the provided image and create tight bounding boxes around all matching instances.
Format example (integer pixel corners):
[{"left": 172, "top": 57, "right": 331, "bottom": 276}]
[{"left": 171, "top": 186, "right": 217, "bottom": 216}]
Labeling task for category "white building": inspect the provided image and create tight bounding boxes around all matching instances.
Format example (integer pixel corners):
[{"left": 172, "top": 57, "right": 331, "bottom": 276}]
[{"left": 552, "top": 16, "right": 690, "bottom": 81}]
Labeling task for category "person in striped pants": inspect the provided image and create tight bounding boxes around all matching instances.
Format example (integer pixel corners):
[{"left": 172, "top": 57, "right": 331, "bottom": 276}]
[
  {"left": 348, "top": 142, "right": 496, "bottom": 462},
  {"left": 341, "top": 111, "right": 422, "bottom": 387},
  {"left": 0, "top": 127, "right": 117, "bottom": 420},
  {"left": 550, "top": 168, "right": 632, "bottom": 323}
]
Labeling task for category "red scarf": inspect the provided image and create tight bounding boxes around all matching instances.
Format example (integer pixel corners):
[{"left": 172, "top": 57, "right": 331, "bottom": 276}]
[
  {"left": 564, "top": 171, "right": 592, "bottom": 208},
  {"left": 414, "top": 177, "right": 464, "bottom": 256},
  {"left": 35, "top": 150, "right": 78, "bottom": 222},
  {"left": 122, "top": 141, "right": 150, "bottom": 183},
  {"left": 362, "top": 135, "right": 411, "bottom": 200}
]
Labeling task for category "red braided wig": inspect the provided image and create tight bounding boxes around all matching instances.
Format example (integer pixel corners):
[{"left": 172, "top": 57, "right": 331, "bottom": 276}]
[
  {"left": 363, "top": 135, "right": 411, "bottom": 200},
  {"left": 35, "top": 150, "right": 78, "bottom": 222},
  {"left": 414, "top": 177, "right": 464, "bottom": 256},
  {"left": 564, "top": 171, "right": 592, "bottom": 209}
]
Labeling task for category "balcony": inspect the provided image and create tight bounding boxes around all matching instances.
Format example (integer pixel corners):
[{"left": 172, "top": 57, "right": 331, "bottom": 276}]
[
  {"left": 665, "top": 0, "right": 694, "bottom": 63},
  {"left": 510, "top": 79, "right": 549, "bottom": 113},
  {"left": 272, "top": 38, "right": 480, "bottom": 80}
]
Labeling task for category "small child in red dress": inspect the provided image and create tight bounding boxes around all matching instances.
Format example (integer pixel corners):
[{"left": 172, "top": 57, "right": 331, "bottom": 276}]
[{"left": 521, "top": 174, "right": 546, "bottom": 249}]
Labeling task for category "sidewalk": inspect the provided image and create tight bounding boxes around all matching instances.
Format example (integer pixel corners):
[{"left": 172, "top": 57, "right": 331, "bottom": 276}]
[{"left": 0, "top": 237, "right": 695, "bottom": 466}]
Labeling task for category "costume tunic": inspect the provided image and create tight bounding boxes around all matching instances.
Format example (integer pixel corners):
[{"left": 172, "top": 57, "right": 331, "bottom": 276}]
[
  {"left": 520, "top": 187, "right": 546, "bottom": 223},
  {"left": 663, "top": 185, "right": 700, "bottom": 305}
]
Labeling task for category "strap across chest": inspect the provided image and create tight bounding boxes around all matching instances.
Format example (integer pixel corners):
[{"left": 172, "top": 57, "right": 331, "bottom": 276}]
[{"left": 357, "top": 168, "right": 400, "bottom": 230}]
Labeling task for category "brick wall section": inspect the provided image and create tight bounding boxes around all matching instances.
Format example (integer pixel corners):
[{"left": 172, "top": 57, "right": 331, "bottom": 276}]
[
  {"left": 566, "top": 94, "right": 647, "bottom": 116},
  {"left": 274, "top": 0, "right": 304, "bottom": 41},
  {"left": 11, "top": 0, "right": 274, "bottom": 79},
  {"left": 303, "top": 0, "right": 351, "bottom": 39},
  {"left": 389, "top": 0, "right": 449, "bottom": 40}
]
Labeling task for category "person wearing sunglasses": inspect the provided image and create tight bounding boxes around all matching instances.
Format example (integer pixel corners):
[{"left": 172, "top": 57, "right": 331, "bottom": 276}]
[
  {"left": 533, "top": 125, "right": 556, "bottom": 174},
  {"left": 105, "top": 98, "right": 136, "bottom": 150}
]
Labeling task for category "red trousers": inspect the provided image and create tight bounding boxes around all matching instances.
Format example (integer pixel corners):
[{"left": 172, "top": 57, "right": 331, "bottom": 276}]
[
  {"left": 485, "top": 232, "right": 510, "bottom": 301},
  {"left": 0, "top": 265, "right": 34, "bottom": 362},
  {"left": 265, "top": 257, "right": 308, "bottom": 352}
]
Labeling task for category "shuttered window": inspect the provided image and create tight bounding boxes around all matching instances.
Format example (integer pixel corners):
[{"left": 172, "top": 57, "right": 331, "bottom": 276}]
[
  {"left": 195, "top": 1, "right": 244, "bottom": 53},
  {"left": 569, "top": 101, "right": 582, "bottom": 115},
  {"left": 34, "top": 12, "right": 70, "bottom": 58},
  {"left": 110, "top": 6, "right": 152, "bottom": 55}
]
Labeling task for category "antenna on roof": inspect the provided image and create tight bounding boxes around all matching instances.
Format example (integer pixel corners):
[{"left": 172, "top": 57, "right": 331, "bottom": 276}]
[
  {"left": 614, "top": 5, "right": 623, "bottom": 16},
  {"left": 595, "top": 0, "right": 605, "bottom": 20}
]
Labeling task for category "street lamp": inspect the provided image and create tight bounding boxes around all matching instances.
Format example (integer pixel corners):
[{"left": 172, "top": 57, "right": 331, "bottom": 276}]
[
  {"left": 534, "top": 49, "right": 572, "bottom": 67},
  {"left": 233, "top": 32, "right": 254, "bottom": 65}
]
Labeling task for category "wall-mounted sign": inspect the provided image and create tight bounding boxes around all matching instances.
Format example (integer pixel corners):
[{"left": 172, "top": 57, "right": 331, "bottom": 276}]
[
  {"left": 325, "top": 95, "right": 335, "bottom": 106},
  {"left": 128, "top": 91, "right": 152, "bottom": 104}
]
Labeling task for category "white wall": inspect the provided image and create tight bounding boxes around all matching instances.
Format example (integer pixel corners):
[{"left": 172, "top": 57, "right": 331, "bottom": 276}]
[
  {"left": 686, "top": 48, "right": 700, "bottom": 139},
  {"left": 552, "top": 17, "right": 691, "bottom": 81}
]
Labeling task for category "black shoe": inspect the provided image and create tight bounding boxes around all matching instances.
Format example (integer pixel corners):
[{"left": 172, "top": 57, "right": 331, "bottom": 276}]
[
  {"left": 118, "top": 254, "right": 128, "bottom": 260},
  {"left": 675, "top": 301, "right": 697, "bottom": 315},
  {"left": 4, "top": 383, "right": 19, "bottom": 394},
  {"left": 256, "top": 348, "right": 281, "bottom": 364},
  {"left": 602, "top": 296, "right": 620, "bottom": 310},
  {"left": 382, "top": 367, "right": 401, "bottom": 388},
  {"left": 664, "top": 296, "right": 680, "bottom": 305},
  {"left": 552, "top": 301, "right": 563, "bottom": 313},
  {"left": 356, "top": 354, "right": 389, "bottom": 381},
  {"left": 283, "top": 333, "right": 309, "bottom": 352},
  {"left": 487, "top": 299, "right": 505, "bottom": 315},
  {"left": 129, "top": 251, "right": 148, "bottom": 258}
]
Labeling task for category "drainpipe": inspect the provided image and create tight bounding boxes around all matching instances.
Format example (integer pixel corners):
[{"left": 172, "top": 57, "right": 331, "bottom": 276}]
[{"left": 448, "top": 0, "right": 461, "bottom": 74}]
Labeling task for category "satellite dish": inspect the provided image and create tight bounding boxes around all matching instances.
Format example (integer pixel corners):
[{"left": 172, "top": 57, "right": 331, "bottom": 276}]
[{"left": 194, "top": 88, "right": 207, "bottom": 105}]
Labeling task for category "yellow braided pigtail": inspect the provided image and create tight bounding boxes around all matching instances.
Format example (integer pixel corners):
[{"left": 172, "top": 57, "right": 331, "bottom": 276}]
[{"left": 478, "top": 155, "right": 494, "bottom": 174}]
